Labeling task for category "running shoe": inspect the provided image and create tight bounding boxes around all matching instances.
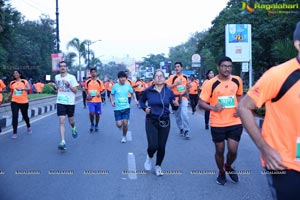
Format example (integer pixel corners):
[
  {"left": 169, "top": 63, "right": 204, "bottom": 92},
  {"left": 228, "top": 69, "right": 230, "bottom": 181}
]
[
  {"left": 216, "top": 171, "right": 227, "bottom": 185},
  {"left": 27, "top": 127, "right": 32, "bottom": 134},
  {"left": 144, "top": 155, "right": 153, "bottom": 171},
  {"left": 94, "top": 125, "right": 98, "bottom": 132},
  {"left": 11, "top": 134, "right": 17, "bottom": 139},
  {"left": 121, "top": 137, "right": 126, "bottom": 143},
  {"left": 90, "top": 125, "right": 94, "bottom": 133},
  {"left": 205, "top": 124, "right": 209, "bottom": 130},
  {"left": 225, "top": 164, "right": 239, "bottom": 183},
  {"left": 72, "top": 127, "right": 78, "bottom": 138},
  {"left": 184, "top": 131, "right": 190, "bottom": 139},
  {"left": 58, "top": 141, "right": 67, "bottom": 150},
  {"left": 180, "top": 129, "right": 184, "bottom": 137},
  {"left": 154, "top": 165, "right": 164, "bottom": 176}
]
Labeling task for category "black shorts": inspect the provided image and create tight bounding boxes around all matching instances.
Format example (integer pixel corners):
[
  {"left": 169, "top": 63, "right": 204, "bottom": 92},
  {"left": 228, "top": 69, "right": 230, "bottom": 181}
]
[
  {"left": 266, "top": 169, "right": 300, "bottom": 200},
  {"left": 210, "top": 124, "right": 243, "bottom": 143},
  {"left": 57, "top": 104, "right": 75, "bottom": 117}
]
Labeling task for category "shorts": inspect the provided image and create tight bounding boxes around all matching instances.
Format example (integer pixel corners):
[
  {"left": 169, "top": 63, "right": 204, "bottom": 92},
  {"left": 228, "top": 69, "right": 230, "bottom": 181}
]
[
  {"left": 57, "top": 104, "right": 75, "bottom": 117},
  {"left": 210, "top": 124, "right": 243, "bottom": 143},
  {"left": 114, "top": 108, "right": 130, "bottom": 121},
  {"left": 266, "top": 169, "right": 300, "bottom": 200},
  {"left": 87, "top": 102, "right": 102, "bottom": 114}
]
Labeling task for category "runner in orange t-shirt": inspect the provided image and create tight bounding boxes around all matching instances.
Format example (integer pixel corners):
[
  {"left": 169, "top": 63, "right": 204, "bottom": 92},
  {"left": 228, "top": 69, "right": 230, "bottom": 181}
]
[
  {"left": 238, "top": 22, "right": 300, "bottom": 200},
  {"left": 166, "top": 62, "right": 191, "bottom": 139},
  {"left": 85, "top": 68, "right": 105, "bottom": 132},
  {"left": 105, "top": 78, "right": 114, "bottom": 99},
  {"left": 0, "top": 79, "right": 7, "bottom": 133},
  {"left": 34, "top": 80, "right": 45, "bottom": 93},
  {"left": 199, "top": 56, "right": 243, "bottom": 185},
  {"left": 188, "top": 74, "right": 199, "bottom": 114},
  {"left": 0, "top": 79, "right": 6, "bottom": 104},
  {"left": 201, "top": 69, "right": 215, "bottom": 129},
  {"left": 6, "top": 70, "right": 32, "bottom": 138}
]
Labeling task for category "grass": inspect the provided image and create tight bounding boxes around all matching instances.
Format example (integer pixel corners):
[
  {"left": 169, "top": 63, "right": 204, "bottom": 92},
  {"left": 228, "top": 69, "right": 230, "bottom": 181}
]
[{"left": 1, "top": 93, "right": 54, "bottom": 104}]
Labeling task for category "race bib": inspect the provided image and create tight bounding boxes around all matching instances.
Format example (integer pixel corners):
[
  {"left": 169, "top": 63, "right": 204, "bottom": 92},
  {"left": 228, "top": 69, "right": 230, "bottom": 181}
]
[
  {"left": 177, "top": 85, "right": 185, "bottom": 92},
  {"left": 14, "top": 90, "right": 23, "bottom": 96},
  {"left": 89, "top": 90, "right": 97, "bottom": 97},
  {"left": 117, "top": 97, "right": 127, "bottom": 104},
  {"left": 57, "top": 95, "right": 70, "bottom": 104},
  {"left": 218, "top": 96, "right": 235, "bottom": 108},
  {"left": 109, "top": 84, "right": 112, "bottom": 87},
  {"left": 296, "top": 136, "right": 300, "bottom": 161}
]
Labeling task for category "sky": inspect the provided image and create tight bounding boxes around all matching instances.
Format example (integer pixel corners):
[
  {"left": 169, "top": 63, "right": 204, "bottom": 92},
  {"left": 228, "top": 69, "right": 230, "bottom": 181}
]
[{"left": 9, "top": 0, "right": 229, "bottom": 63}]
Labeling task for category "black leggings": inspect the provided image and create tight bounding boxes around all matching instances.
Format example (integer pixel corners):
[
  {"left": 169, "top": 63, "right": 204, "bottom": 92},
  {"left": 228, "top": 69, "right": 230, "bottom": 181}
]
[
  {"left": 145, "top": 118, "right": 170, "bottom": 166},
  {"left": 189, "top": 94, "right": 199, "bottom": 112},
  {"left": 205, "top": 103, "right": 210, "bottom": 125},
  {"left": 82, "top": 91, "right": 87, "bottom": 107},
  {"left": 11, "top": 102, "right": 30, "bottom": 134}
]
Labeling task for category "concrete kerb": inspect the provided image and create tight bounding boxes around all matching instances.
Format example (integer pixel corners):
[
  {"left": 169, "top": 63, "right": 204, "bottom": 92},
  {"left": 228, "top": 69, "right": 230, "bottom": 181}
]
[{"left": 0, "top": 93, "right": 82, "bottom": 132}]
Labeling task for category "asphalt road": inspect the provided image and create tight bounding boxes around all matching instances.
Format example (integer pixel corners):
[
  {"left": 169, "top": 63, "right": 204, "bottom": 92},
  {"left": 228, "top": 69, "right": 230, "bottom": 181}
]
[{"left": 0, "top": 100, "right": 272, "bottom": 200}]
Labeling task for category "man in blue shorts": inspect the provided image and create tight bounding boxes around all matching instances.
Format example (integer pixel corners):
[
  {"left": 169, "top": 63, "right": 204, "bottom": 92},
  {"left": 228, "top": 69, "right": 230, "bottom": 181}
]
[
  {"left": 110, "top": 71, "right": 138, "bottom": 143},
  {"left": 85, "top": 68, "right": 105, "bottom": 132}
]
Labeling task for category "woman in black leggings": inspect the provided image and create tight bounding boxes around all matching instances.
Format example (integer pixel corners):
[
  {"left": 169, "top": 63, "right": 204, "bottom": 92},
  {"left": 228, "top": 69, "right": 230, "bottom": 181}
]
[
  {"left": 140, "top": 70, "right": 178, "bottom": 176},
  {"left": 6, "top": 70, "right": 31, "bottom": 138}
]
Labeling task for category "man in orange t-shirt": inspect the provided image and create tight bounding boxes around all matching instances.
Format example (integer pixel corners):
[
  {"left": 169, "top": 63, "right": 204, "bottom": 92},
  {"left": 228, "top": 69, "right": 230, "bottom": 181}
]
[
  {"left": 238, "top": 22, "right": 300, "bottom": 200},
  {"left": 34, "top": 80, "right": 45, "bottom": 94},
  {"left": 105, "top": 78, "right": 114, "bottom": 99},
  {"left": 199, "top": 56, "right": 243, "bottom": 185},
  {"left": 166, "top": 62, "right": 191, "bottom": 139},
  {"left": 85, "top": 68, "right": 105, "bottom": 132}
]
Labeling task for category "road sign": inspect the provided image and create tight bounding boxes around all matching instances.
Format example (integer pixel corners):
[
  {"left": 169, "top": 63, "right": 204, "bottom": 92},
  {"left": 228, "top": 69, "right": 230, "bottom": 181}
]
[
  {"left": 242, "top": 62, "right": 249, "bottom": 72},
  {"left": 192, "top": 54, "right": 201, "bottom": 68}
]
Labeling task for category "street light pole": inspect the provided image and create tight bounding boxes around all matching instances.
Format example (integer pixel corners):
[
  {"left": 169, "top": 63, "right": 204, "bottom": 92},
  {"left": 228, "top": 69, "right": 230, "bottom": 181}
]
[
  {"left": 87, "top": 40, "right": 101, "bottom": 69},
  {"left": 55, "top": 0, "right": 60, "bottom": 53}
]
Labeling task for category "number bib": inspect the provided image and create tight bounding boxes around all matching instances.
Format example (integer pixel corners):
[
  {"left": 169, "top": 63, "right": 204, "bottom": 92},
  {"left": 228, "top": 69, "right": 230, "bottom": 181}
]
[
  {"left": 117, "top": 97, "right": 128, "bottom": 104},
  {"left": 57, "top": 95, "right": 70, "bottom": 104},
  {"left": 89, "top": 90, "right": 97, "bottom": 97},
  {"left": 14, "top": 90, "right": 23, "bottom": 96},
  {"left": 218, "top": 96, "right": 235, "bottom": 108},
  {"left": 177, "top": 85, "right": 185, "bottom": 92},
  {"left": 296, "top": 136, "right": 300, "bottom": 161}
]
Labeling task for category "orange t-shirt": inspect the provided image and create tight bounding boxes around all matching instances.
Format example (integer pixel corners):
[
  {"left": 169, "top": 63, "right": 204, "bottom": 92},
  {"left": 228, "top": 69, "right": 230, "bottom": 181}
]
[
  {"left": 166, "top": 74, "right": 189, "bottom": 101},
  {"left": 200, "top": 75, "right": 243, "bottom": 127},
  {"left": 35, "top": 82, "right": 44, "bottom": 93},
  {"left": 189, "top": 80, "right": 199, "bottom": 95},
  {"left": 85, "top": 78, "right": 105, "bottom": 103},
  {"left": 105, "top": 81, "right": 114, "bottom": 91},
  {"left": 247, "top": 58, "right": 300, "bottom": 171},
  {"left": 0, "top": 79, "right": 6, "bottom": 103},
  {"left": 126, "top": 79, "right": 133, "bottom": 97},
  {"left": 9, "top": 79, "right": 29, "bottom": 104},
  {"left": 133, "top": 80, "right": 146, "bottom": 92}
]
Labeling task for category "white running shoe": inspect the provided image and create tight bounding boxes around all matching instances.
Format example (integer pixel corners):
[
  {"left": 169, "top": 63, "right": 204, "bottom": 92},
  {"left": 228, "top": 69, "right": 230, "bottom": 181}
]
[
  {"left": 121, "top": 137, "right": 126, "bottom": 143},
  {"left": 144, "top": 155, "right": 153, "bottom": 171},
  {"left": 155, "top": 165, "right": 164, "bottom": 176}
]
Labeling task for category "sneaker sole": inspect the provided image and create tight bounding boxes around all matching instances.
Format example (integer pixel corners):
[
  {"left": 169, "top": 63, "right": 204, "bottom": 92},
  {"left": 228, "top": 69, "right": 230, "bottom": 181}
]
[{"left": 216, "top": 180, "right": 226, "bottom": 185}]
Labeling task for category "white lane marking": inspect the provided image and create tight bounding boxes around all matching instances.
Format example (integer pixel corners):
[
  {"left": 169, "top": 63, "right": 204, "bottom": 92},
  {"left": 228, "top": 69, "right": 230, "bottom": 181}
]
[
  {"left": 126, "top": 131, "right": 132, "bottom": 141},
  {"left": 127, "top": 152, "right": 137, "bottom": 180},
  {"left": 0, "top": 111, "right": 56, "bottom": 135}
]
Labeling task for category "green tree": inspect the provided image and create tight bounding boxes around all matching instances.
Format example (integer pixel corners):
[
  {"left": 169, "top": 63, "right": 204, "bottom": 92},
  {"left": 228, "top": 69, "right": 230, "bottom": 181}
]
[{"left": 67, "top": 38, "right": 87, "bottom": 80}]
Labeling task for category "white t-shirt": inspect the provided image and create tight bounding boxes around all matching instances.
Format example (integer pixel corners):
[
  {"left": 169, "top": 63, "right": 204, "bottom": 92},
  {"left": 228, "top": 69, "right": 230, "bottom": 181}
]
[{"left": 55, "top": 73, "right": 79, "bottom": 105}]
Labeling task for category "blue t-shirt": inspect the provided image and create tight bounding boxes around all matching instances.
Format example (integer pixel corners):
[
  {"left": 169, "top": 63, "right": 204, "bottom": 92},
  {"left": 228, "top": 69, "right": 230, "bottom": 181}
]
[{"left": 111, "top": 83, "right": 133, "bottom": 110}]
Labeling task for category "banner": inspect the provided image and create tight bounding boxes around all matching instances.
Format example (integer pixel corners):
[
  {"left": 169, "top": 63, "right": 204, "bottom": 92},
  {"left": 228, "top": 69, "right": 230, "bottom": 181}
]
[
  {"left": 51, "top": 53, "right": 64, "bottom": 72},
  {"left": 225, "top": 24, "right": 251, "bottom": 62}
]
